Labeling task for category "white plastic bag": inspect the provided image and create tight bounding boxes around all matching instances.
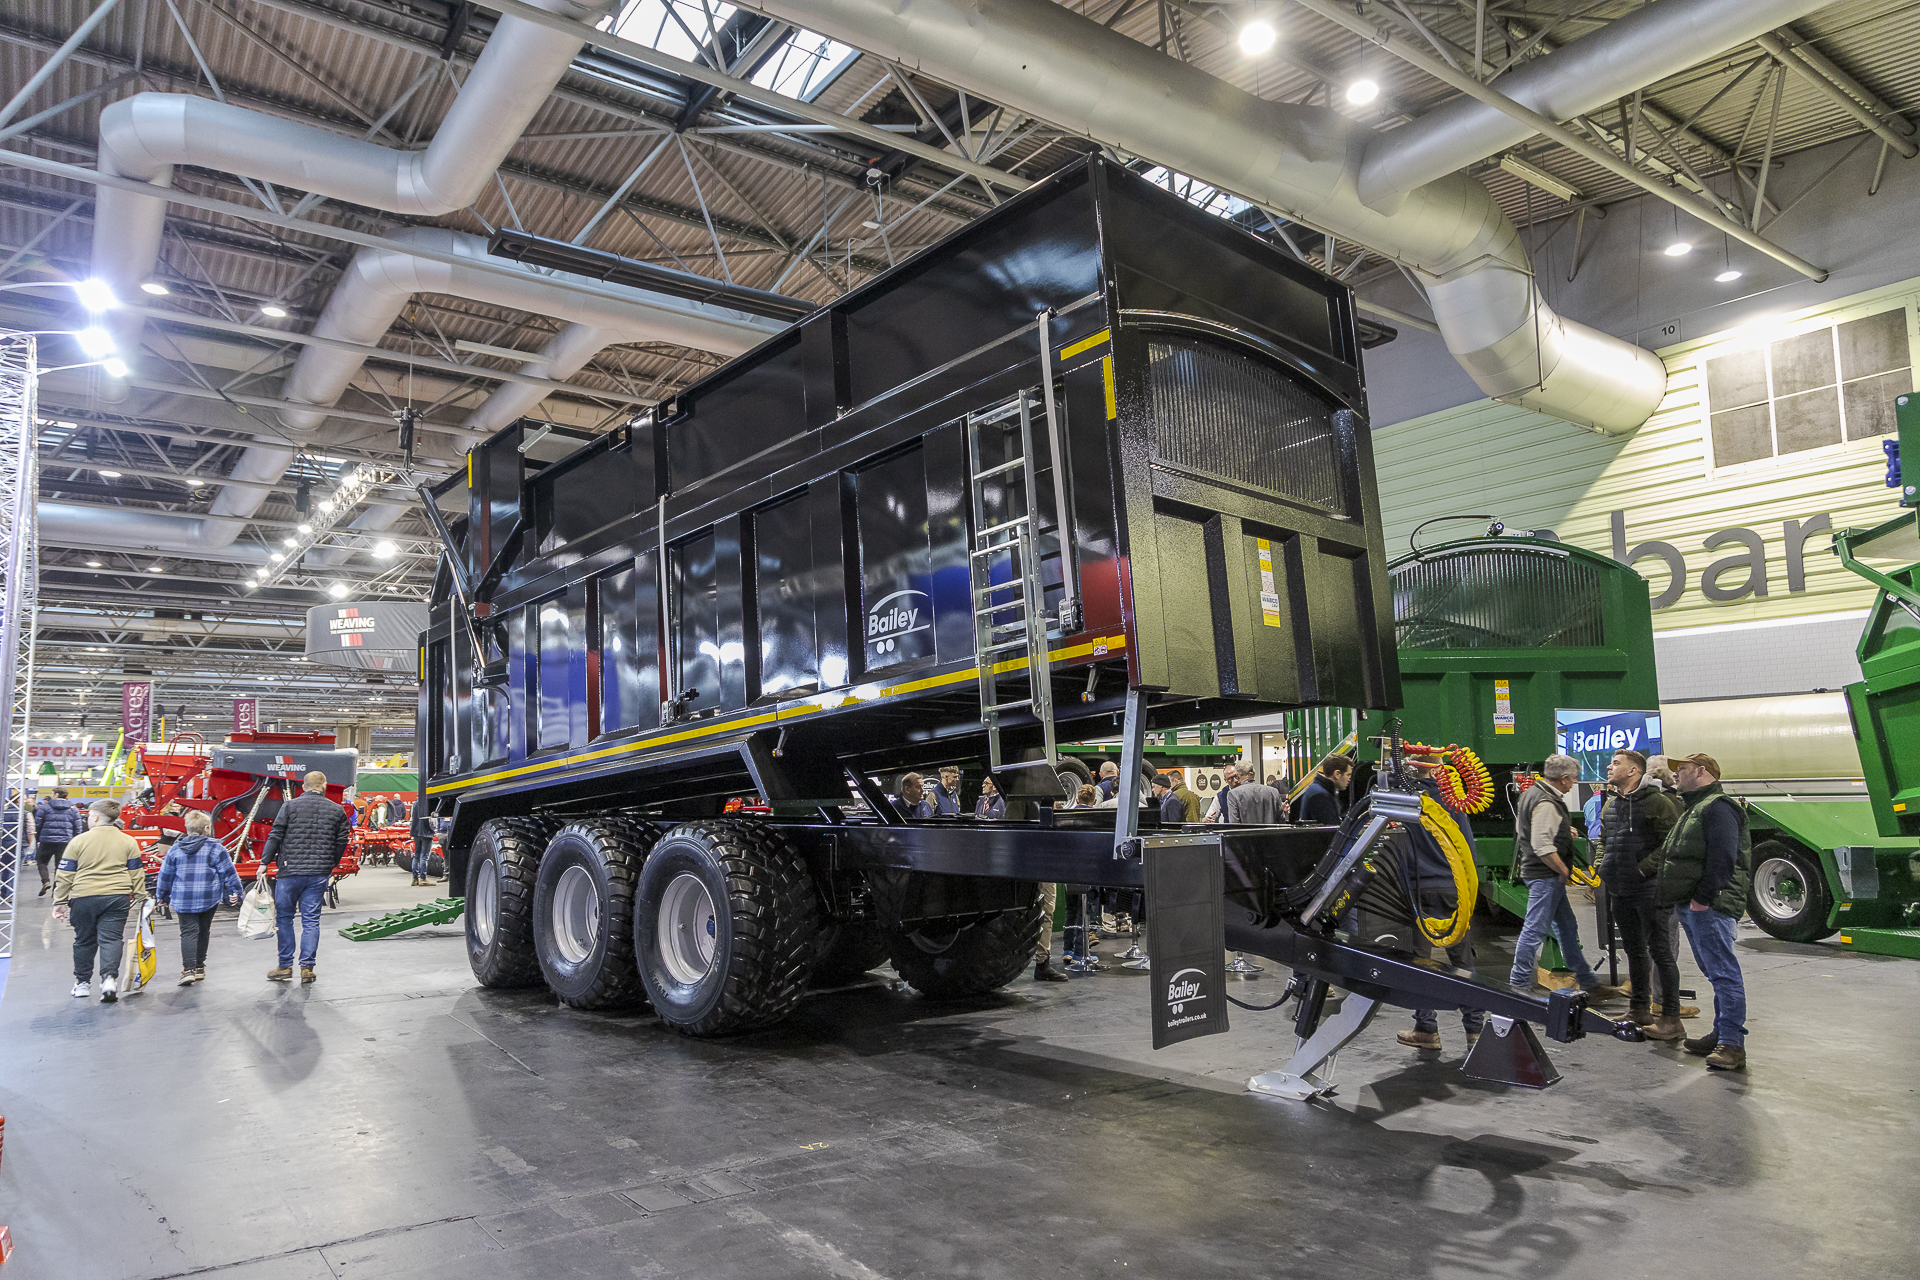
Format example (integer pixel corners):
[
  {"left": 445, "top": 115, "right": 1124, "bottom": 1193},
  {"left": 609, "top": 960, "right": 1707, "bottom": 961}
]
[{"left": 238, "top": 875, "right": 276, "bottom": 939}]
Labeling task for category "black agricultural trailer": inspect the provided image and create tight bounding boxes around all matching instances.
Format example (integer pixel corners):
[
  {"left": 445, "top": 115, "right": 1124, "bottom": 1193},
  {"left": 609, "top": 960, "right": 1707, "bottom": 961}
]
[{"left": 411, "top": 157, "right": 1639, "bottom": 1087}]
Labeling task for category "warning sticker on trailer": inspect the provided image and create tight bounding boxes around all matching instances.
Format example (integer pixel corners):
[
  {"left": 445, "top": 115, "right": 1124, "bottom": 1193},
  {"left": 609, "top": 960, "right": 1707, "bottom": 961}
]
[
  {"left": 1255, "top": 539, "right": 1283, "bottom": 628},
  {"left": 1494, "top": 679, "right": 1514, "bottom": 735}
]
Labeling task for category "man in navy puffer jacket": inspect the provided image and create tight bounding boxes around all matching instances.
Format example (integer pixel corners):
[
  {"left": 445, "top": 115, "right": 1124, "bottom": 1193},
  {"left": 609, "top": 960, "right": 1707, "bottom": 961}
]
[{"left": 34, "top": 788, "right": 84, "bottom": 896}]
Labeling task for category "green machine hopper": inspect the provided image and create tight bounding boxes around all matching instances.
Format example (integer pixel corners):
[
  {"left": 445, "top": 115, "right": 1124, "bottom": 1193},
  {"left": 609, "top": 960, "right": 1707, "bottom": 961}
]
[{"left": 1356, "top": 534, "right": 1659, "bottom": 921}]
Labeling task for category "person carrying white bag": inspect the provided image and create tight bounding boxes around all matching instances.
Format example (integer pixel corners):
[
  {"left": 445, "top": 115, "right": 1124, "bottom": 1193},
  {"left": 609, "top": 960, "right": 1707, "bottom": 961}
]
[{"left": 238, "top": 871, "right": 276, "bottom": 940}]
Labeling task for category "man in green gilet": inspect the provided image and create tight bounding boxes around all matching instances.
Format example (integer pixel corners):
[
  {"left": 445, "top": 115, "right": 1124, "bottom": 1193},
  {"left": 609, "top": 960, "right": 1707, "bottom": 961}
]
[{"left": 1648, "top": 752, "right": 1752, "bottom": 1071}]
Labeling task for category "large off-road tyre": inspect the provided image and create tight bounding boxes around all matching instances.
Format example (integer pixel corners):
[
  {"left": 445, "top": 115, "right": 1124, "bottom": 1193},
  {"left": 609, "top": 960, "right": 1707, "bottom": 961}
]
[
  {"left": 810, "top": 920, "right": 892, "bottom": 987},
  {"left": 532, "top": 818, "right": 657, "bottom": 1009},
  {"left": 886, "top": 897, "right": 1045, "bottom": 1000},
  {"left": 1748, "top": 839, "right": 1837, "bottom": 943},
  {"left": 1053, "top": 754, "right": 1094, "bottom": 801},
  {"left": 465, "top": 817, "right": 556, "bottom": 988},
  {"left": 632, "top": 820, "right": 823, "bottom": 1036}
]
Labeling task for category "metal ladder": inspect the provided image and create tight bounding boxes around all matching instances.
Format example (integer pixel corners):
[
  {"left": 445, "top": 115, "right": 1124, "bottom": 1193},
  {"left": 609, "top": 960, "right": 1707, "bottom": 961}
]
[{"left": 965, "top": 390, "right": 1058, "bottom": 772}]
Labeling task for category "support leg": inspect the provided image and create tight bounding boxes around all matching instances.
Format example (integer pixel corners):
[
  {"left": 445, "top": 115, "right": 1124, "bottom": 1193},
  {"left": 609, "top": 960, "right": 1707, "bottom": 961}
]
[{"left": 1247, "top": 994, "right": 1381, "bottom": 1101}]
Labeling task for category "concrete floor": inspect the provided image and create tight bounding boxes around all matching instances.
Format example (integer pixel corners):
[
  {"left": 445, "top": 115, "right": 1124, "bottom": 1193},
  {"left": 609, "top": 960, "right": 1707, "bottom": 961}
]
[{"left": 1, "top": 865, "right": 1915, "bottom": 1280}]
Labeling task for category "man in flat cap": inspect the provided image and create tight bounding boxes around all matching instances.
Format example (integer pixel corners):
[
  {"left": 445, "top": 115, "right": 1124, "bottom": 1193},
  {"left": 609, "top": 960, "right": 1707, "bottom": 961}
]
[{"left": 1647, "top": 752, "right": 1752, "bottom": 1071}]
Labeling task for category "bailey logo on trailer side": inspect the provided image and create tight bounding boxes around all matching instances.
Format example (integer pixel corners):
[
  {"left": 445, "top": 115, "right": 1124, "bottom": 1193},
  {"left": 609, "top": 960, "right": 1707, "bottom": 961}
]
[{"left": 866, "top": 589, "right": 930, "bottom": 655}]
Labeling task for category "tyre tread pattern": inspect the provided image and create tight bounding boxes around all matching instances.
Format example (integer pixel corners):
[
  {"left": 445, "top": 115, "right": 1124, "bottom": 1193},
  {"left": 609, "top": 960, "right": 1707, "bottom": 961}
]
[
  {"left": 470, "top": 815, "right": 558, "bottom": 989},
  {"left": 655, "top": 818, "right": 821, "bottom": 1037},
  {"left": 543, "top": 816, "right": 660, "bottom": 1010},
  {"left": 887, "top": 899, "right": 1045, "bottom": 1000}
]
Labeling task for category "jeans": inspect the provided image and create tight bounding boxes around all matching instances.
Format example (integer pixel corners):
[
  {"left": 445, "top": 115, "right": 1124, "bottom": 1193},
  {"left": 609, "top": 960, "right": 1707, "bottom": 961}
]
[
  {"left": 273, "top": 873, "right": 330, "bottom": 969},
  {"left": 1610, "top": 894, "right": 1680, "bottom": 1014},
  {"left": 70, "top": 893, "right": 132, "bottom": 982},
  {"left": 177, "top": 907, "right": 217, "bottom": 970},
  {"left": 411, "top": 841, "right": 435, "bottom": 879},
  {"left": 1507, "top": 878, "right": 1599, "bottom": 991},
  {"left": 1413, "top": 935, "right": 1487, "bottom": 1035},
  {"left": 1678, "top": 908, "right": 1747, "bottom": 1048}
]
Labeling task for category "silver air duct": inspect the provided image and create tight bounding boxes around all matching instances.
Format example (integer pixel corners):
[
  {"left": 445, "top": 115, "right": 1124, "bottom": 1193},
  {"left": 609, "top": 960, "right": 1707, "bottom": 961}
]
[{"left": 749, "top": 0, "right": 1821, "bottom": 433}]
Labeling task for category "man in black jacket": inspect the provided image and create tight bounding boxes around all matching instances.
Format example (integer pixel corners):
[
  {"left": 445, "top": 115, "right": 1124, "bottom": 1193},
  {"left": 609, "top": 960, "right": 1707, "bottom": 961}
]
[
  {"left": 1650, "top": 752, "right": 1752, "bottom": 1071},
  {"left": 1296, "top": 756, "right": 1354, "bottom": 826},
  {"left": 1594, "top": 750, "right": 1682, "bottom": 1039},
  {"left": 260, "top": 770, "right": 350, "bottom": 983}
]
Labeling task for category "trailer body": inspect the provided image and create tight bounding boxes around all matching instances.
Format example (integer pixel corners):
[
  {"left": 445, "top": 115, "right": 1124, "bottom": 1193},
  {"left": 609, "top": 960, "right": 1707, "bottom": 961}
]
[{"left": 409, "top": 157, "right": 1642, "bottom": 1078}]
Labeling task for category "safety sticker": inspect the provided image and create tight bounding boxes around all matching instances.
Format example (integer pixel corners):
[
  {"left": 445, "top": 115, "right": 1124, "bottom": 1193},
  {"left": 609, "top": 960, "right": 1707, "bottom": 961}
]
[
  {"left": 1255, "top": 539, "right": 1282, "bottom": 628},
  {"left": 1494, "top": 678, "right": 1514, "bottom": 735}
]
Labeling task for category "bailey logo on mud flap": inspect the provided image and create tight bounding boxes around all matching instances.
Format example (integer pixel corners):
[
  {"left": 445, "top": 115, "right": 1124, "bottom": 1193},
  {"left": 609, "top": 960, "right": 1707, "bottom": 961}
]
[
  {"left": 1165, "top": 968, "right": 1209, "bottom": 1023},
  {"left": 1146, "top": 843, "right": 1229, "bottom": 1049},
  {"left": 865, "top": 589, "right": 930, "bottom": 655}
]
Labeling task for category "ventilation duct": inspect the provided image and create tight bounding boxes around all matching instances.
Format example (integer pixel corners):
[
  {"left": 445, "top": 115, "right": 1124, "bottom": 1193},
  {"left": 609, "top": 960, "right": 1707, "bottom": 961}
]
[
  {"left": 751, "top": 0, "right": 1826, "bottom": 433},
  {"left": 82, "top": 0, "right": 782, "bottom": 559}
]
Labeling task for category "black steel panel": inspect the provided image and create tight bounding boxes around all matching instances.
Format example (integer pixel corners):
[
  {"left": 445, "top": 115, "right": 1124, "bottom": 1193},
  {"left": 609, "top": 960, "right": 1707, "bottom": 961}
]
[
  {"left": 855, "top": 445, "right": 938, "bottom": 675},
  {"left": 667, "top": 335, "right": 807, "bottom": 489},
  {"left": 842, "top": 177, "right": 1102, "bottom": 409},
  {"left": 674, "top": 529, "right": 721, "bottom": 713},
  {"left": 752, "top": 493, "right": 820, "bottom": 700}
]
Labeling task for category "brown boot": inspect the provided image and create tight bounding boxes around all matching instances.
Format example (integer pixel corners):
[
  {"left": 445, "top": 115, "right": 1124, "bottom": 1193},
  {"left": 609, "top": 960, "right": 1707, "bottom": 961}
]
[
  {"left": 1642, "top": 1015, "right": 1685, "bottom": 1041},
  {"left": 1585, "top": 982, "right": 1630, "bottom": 1002},
  {"left": 1396, "top": 1029, "right": 1441, "bottom": 1050},
  {"left": 1628, "top": 1003, "right": 1654, "bottom": 1025},
  {"left": 300, "top": 967, "right": 317, "bottom": 984},
  {"left": 1704, "top": 1043, "right": 1746, "bottom": 1071},
  {"left": 267, "top": 966, "right": 293, "bottom": 982}
]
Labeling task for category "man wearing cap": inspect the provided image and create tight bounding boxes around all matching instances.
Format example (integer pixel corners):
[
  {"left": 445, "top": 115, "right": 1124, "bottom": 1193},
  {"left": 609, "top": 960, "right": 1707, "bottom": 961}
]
[
  {"left": 1648, "top": 752, "right": 1752, "bottom": 1071},
  {"left": 1506, "top": 754, "right": 1627, "bottom": 1002}
]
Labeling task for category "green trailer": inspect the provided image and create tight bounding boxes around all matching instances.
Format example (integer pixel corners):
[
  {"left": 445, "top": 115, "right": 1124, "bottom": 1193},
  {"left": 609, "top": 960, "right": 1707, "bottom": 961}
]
[
  {"left": 1362, "top": 398, "right": 1920, "bottom": 958},
  {"left": 1354, "top": 533, "right": 1659, "bottom": 924}
]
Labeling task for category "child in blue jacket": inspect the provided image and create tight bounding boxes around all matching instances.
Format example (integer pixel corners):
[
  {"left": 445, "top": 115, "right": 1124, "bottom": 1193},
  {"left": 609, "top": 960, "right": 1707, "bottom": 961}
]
[{"left": 156, "top": 810, "right": 244, "bottom": 985}]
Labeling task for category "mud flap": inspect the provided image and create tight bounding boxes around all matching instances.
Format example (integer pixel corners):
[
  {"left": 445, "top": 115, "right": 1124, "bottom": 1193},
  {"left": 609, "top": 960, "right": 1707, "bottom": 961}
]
[
  {"left": 1462, "top": 1016, "right": 1562, "bottom": 1088},
  {"left": 1145, "top": 842, "right": 1228, "bottom": 1048}
]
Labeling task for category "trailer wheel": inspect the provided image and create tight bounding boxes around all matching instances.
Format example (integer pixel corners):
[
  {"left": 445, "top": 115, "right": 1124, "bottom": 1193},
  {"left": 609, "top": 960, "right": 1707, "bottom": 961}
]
[
  {"left": 1053, "top": 755, "right": 1094, "bottom": 800},
  {"left": 886, "top": 897, "right": 1044, "bottom": 999},
  {"left": 466, "top": 817, "right": 553, "bottom": 989},
  {"left": 633, "top": 820, "right": 822, "bottom": 1036},
  {"left": 810, "top": 921, "right": 892, "bottom": 987},
  {"left": 532, "top": 820, "right": 654, "bottom": 1009},
  {"left": 1748, "top": 840, "right": 1837, "bottom": 943}
]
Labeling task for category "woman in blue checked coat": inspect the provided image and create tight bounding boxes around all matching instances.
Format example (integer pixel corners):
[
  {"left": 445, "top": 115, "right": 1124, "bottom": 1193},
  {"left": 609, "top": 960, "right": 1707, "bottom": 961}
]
[{"left": 156, "top": 810, "right": 244, "bottom": 985}]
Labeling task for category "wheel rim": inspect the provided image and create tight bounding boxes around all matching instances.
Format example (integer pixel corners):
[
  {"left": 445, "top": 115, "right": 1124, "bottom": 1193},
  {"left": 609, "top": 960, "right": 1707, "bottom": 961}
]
[
  {"left": 659, "top": 872, "right": 717, "bottom": 984},
  {"left": 551, "top": 864, "right": 600, "bottom": 964},
  {"left": 473, "top": 856, "right": 499, "bottom": 946},
  {"left": 1753, "top": 856, "right": 1806, "bottom": 921}
]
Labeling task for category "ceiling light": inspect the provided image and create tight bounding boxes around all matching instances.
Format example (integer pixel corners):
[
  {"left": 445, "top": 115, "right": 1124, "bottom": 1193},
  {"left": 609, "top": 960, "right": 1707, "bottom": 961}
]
[
  {"left": 260, "top": 303, "right": 288, "bottom": 319},
  {"left": 328, "top": 582, "right": 350, "bottom": 599},
  {"left": 1663, "top": 241, "right": 1692, "bottom": 257},
  {"left": 139, "top": 281, "right": 170, "bottom": 297},
  {"left": 1346, "top": 79, "right": 1379, "bottom": 106},
  {"left": 97, "top": 469, "right": 122, "bottom": 478},
  {"left": 269, "top": 551, "right": 284, "bottom": 562},
  {"left": 102, "top": 357, "right": 129, "bottom": 379},
  {"left": 861, "top": 220, "right": 881, "bottom": 230},
  {"left": 319, "top": 498, "right": 335, "bottom": 513},
  {"left": 75, "top": 279, "right": 118, "bottom": 311},
  {"left": 85, "top": 560, "right": 102, "bottom": 567},
  {"left": 1498, "top": 155, "right": 1582, "bottom": 204},
  {"left": 297, "top": 522, "right": 313, "bottom": 534},
  {"left": 146, "top": 565, "right": 164, "bottom": 574},
  {"left": 1239, "top": 21, "right": 1276, "bottom": 55},
  {"left": 373, "top": 540, "right": 397, "bottom": 560},
  {"left": 1716, "top": 268, "right": 1743, "bottom": 283},
  {"left": 283, "top": 537, "right": 299, "bottom": 548},
  {"left": 76, "top": 327, "right": 115, "bottom": 358}
]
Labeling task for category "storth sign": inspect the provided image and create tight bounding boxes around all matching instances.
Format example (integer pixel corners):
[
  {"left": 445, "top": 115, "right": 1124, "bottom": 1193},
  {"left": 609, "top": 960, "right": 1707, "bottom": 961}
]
[{"left": 1556, "top": 709, "right": 1663, "bottom": 782}]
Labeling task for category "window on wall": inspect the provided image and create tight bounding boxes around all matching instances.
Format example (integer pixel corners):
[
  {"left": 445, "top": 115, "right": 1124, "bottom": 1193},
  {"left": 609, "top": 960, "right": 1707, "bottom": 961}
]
[{"left": 1704, "top": 308, "right": 1913, "bottom": 469}]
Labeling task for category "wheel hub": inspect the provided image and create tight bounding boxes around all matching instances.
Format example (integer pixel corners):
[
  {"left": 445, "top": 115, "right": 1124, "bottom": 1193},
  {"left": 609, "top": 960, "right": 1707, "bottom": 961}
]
[
  {"left": 1753, "top": 856, "right": 1806, "bottom": 920},
  {"left": 552, "top": 864, "right": 601, "bottom": 964},
  {"left": 473, "top": 857, "right": 499, "bottom": 946},
  {"left": 659, "top": 872, "right": 718, "bottom": 983}
]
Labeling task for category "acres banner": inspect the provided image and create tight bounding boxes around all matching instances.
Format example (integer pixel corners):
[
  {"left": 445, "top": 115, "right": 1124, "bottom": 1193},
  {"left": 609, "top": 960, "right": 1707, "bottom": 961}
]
[
  {"left": 121, "top": 681, "right": 153, "bottom": 740},
  {"left": 1556, "top": 708, "right": 1663, "bottom": 781},
  {"left": 233, "top": 698, "right": 258, "bottom": 734}
]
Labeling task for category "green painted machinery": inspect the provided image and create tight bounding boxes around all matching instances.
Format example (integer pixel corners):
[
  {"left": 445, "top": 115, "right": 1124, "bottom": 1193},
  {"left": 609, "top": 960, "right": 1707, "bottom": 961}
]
[{"left": 1355, "top": 534, "right": 1660, "bottom": 924}]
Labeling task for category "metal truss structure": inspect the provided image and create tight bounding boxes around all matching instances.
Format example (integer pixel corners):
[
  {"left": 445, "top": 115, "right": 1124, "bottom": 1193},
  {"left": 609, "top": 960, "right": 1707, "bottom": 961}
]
[{"left": 0, "top": 330, "right": 40, "bottom": 979}]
